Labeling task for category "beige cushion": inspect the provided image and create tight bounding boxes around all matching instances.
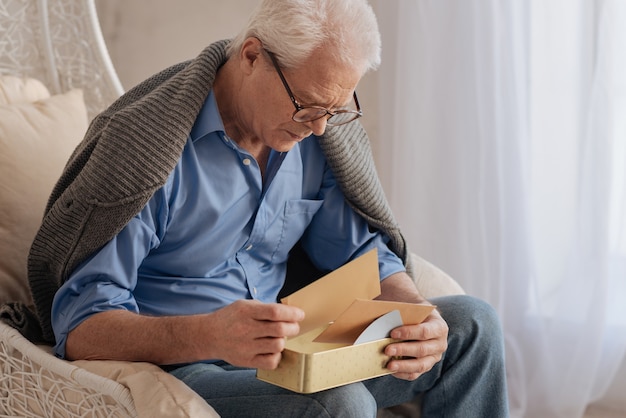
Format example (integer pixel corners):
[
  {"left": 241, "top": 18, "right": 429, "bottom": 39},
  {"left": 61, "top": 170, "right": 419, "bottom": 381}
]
[
  {"left": 0, "top": 75, "right": 50, "bottom": 105},
  {"left": 0, "top": 88, "right": 87, "bottom": 305},
  {"left": 73, "top": 360, "right": 220, "bottom": 418},
  {"left": 411, "top": 253, "right": 465, "bottom": 299}
]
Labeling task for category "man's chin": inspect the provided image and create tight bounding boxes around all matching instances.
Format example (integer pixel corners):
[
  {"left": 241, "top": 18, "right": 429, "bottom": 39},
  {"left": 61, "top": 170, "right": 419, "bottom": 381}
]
[{"left": 272, "top": 141, "right": 299, "bottom": 153}]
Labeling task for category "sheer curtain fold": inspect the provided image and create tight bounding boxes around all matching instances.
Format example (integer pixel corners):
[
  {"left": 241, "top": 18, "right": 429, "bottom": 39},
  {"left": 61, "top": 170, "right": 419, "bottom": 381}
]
[{"left": 374, "top": 0, "right": 626, "bottom": 417}]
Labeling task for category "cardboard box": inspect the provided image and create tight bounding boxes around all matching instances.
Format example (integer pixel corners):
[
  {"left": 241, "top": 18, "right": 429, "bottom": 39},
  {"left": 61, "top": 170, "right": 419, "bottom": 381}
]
[{"left": 256, "top": 249, "right": 434, "bottom": 393}]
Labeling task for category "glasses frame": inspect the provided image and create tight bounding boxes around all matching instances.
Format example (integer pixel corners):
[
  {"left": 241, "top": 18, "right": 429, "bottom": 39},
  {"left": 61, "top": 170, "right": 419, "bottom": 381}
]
[{"left": 264, "top": 49, "right": 363, "bottom": 127}]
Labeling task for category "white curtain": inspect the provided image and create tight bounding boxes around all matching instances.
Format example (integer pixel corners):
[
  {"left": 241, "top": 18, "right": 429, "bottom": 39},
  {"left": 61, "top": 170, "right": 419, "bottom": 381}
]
[{"left": 373, "top": 1, "right": 626, "bottom": 417}]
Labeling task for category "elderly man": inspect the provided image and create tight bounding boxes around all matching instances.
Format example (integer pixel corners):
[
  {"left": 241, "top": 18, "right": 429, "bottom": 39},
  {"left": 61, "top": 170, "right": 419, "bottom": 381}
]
[{"left": 29, "top": 0, "right": 509, "bottom": 416}]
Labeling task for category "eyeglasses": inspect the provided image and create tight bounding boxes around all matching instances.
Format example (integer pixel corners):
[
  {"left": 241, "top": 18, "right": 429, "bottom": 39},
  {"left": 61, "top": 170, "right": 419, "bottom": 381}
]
[{"left": 264, "top": 50, "right": 362, "bottom": 127}]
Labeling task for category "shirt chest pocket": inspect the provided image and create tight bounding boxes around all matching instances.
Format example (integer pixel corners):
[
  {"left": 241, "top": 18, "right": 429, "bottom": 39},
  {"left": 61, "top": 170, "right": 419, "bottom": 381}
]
[{"left": 269, "top": 199, "right": 323, "bottom": 264}]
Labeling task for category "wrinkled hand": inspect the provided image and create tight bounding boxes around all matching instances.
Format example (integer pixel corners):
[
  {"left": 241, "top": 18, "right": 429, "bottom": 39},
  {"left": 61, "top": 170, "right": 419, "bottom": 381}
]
[
  {"left": 384, "top": 309, "right": 449, "bottom": 381},
  {"left": 206, "top": 300, "right": 304, "bottom": 370}
]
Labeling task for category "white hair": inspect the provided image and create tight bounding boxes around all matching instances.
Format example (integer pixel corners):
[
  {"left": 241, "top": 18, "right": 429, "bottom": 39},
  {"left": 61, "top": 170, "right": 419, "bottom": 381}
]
[{"left": 226, "top": 0, "right": 381, "bottom": 75}]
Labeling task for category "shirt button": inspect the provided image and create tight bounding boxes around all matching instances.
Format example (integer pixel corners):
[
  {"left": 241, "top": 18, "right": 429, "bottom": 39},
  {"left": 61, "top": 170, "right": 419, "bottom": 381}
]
[
  {"left": 253, "top": 287, "right": 258, "bottom": 296},
  {"left": 242, "top": 158, "right": 251, "bottom": 166},
  {"left": 245, "top": 244, "right": 253, "bottom": 251}
]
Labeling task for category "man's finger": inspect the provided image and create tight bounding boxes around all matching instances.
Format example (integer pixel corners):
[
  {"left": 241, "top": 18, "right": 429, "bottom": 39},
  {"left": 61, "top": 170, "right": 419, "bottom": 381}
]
[{"left": 252, "top": 302, "right": 305, "bottom": 323}]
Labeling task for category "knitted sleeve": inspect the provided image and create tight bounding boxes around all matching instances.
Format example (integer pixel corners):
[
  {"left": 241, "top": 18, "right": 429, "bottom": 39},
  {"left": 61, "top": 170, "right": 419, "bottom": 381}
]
[
  {"left": 318, "top": 121, "right": 413, "bottom": 277},
  {"left": 27, "top": 40, "right": 230, "bottom": 343}
]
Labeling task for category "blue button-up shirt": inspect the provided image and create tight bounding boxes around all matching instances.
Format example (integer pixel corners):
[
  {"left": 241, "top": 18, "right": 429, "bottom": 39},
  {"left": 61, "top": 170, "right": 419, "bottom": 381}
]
[{"left": 52, "top": 91, "right": 405, "bottom": 358}]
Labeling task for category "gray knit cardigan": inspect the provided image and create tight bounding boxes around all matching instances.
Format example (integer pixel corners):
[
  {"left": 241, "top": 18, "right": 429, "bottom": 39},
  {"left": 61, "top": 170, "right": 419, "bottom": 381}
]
[{"left": 17, "top": 40, "right": 411, "bottom": 344}]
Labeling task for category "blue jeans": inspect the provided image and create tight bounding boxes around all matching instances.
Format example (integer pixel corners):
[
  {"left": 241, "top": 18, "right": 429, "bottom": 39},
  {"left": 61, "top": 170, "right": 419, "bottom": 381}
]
[{"left": 169, "top": 295, "right": 509, "bottom": 417}]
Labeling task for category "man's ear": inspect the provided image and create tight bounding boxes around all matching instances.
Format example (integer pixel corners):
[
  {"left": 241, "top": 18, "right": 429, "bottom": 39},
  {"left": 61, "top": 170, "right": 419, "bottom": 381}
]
[{"left": 239, "top": 37, "right": 264, "bottom": 75}]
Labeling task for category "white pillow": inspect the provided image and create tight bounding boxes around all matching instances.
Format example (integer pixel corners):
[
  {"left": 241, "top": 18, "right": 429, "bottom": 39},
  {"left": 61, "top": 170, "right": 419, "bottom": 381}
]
[
  {"left": 0, "top": 89, "right": 88, "bottom": 305},
  {"left": 0, "top": 75, "right": 51, "bottom": 105}
]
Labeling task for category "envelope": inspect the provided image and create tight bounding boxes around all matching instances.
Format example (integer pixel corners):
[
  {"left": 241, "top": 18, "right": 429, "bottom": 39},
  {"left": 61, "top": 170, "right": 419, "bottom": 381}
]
[
  {"left": 280, "top": 248, "right": 381, "bottom": 335},
  {"left": 281, "top": 248, "right": 434, "bottom": 343},
  {"left": 314, "top": 299, "right": 434, "bottom": 344}
]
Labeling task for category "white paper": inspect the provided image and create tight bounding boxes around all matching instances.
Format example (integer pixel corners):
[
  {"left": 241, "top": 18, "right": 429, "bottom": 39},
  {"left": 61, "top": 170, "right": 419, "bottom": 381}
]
[{"left": 353, "top": 310, "right": 403, "bottom": 345}]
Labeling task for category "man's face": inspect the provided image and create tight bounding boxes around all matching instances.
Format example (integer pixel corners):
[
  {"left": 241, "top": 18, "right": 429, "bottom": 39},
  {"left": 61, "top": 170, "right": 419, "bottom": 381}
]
[{"left": 239, "top": 42, "right": 362, "bottom": 153}]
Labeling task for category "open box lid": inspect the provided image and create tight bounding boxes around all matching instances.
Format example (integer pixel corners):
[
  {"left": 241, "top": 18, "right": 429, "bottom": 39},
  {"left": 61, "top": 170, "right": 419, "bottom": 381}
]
[{"left": 281, "top": 249, "right": 434, "bottom": 344}]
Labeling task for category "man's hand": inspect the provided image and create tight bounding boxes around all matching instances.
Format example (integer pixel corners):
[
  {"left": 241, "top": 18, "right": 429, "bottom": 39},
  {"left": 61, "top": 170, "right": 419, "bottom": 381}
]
[
  {"left": 376, "top": 271, "right": 449, "bottom": 381},
  {"left": 65, "top": 300, "right": 304, "bottom": 369},
  {"left": 384, "top": 308, "right": 448, "bottom": 380},
  {"left": 206, "top": 300, "right": 305, "bottom": 370}
]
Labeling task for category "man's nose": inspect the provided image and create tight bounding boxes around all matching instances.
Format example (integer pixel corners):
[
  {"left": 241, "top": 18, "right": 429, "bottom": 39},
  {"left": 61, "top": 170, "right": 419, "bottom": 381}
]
[{"left": 304, "top": 117, "right": 328, "bottom": 136}]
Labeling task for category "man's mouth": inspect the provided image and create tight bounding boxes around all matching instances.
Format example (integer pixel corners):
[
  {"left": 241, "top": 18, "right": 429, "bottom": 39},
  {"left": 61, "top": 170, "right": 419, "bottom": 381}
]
[{"left": 287, "top": 131, "right": 307, "bottom": 141}]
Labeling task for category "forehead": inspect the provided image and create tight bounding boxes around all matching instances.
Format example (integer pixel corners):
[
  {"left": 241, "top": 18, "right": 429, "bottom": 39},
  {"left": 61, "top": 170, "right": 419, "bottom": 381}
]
[{"left": 281, "top": 49, "right": 362, "bottom": 106}]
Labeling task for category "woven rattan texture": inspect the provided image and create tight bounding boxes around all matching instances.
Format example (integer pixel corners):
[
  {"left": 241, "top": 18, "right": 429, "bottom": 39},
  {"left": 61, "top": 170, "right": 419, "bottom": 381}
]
[
  {"left": 1, "top": 323, "right": 136, "bottom": 417},
  {"left": 0, "top": 0, "right": 123, "bottom": 119}
]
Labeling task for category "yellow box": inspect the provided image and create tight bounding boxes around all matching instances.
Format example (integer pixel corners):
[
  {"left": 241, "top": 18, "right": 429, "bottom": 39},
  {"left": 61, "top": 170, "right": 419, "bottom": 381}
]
[
  {"left": 256, "top": 250, "right": 434, "bottom": 393},
  {"left": 256, "top": 324, "right": 399, "bottom": 393}
]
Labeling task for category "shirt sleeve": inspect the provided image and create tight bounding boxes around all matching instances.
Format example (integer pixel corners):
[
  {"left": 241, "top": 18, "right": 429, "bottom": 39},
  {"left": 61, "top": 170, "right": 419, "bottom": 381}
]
[
  {"left": 51, "top": 191, "right": 167, "bottom": 359},
  {"left": 300, "top": 161, "right": 406, "bottom": 280}
]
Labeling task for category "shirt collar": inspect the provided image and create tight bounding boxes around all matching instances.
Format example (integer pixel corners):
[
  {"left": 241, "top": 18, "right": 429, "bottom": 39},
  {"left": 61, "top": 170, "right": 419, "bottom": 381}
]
[{"left": 189, "top": 90, "right": 225, "bottom": 143}]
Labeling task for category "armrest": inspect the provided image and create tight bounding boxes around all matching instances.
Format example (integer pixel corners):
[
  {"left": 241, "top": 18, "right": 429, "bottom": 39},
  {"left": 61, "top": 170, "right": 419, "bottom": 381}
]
[
  {"left": 73, "top": 359, "right": 220, "bottom": 418},
  {"left": 0, "top": 321, "right": 219, "bottom": 417},
  {"left": 410, "top": 253, "right": 465, "bottom": 299}
]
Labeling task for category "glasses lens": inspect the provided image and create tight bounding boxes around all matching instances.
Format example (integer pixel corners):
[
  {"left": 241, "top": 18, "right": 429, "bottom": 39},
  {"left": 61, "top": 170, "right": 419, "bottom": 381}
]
[
  {"left": 293, "top": 108, "right": 361, "bottom": 126},
  {"left": 293, "top": 107, "right": 328, "bottom": 123}
]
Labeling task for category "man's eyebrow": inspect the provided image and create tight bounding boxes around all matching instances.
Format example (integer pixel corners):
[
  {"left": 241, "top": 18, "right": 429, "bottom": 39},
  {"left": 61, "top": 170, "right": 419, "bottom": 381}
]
[
  {"left": 294, "top": 90, "right": 326, "bottom": 106},
  {"left": 297, "top": 91, "right": 352, "bottom": 109}
]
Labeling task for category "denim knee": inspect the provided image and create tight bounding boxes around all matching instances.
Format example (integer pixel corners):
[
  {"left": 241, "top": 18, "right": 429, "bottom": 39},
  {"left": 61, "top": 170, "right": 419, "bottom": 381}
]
[
  {"left": 424, "top": 294, "right": 509, "bottom": 416},
  {"left": 310, "top": 382, "right": 378, "bottom": 418},
  {"left": 433, "top": 294, "right": 504, "bottom": 350}
]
